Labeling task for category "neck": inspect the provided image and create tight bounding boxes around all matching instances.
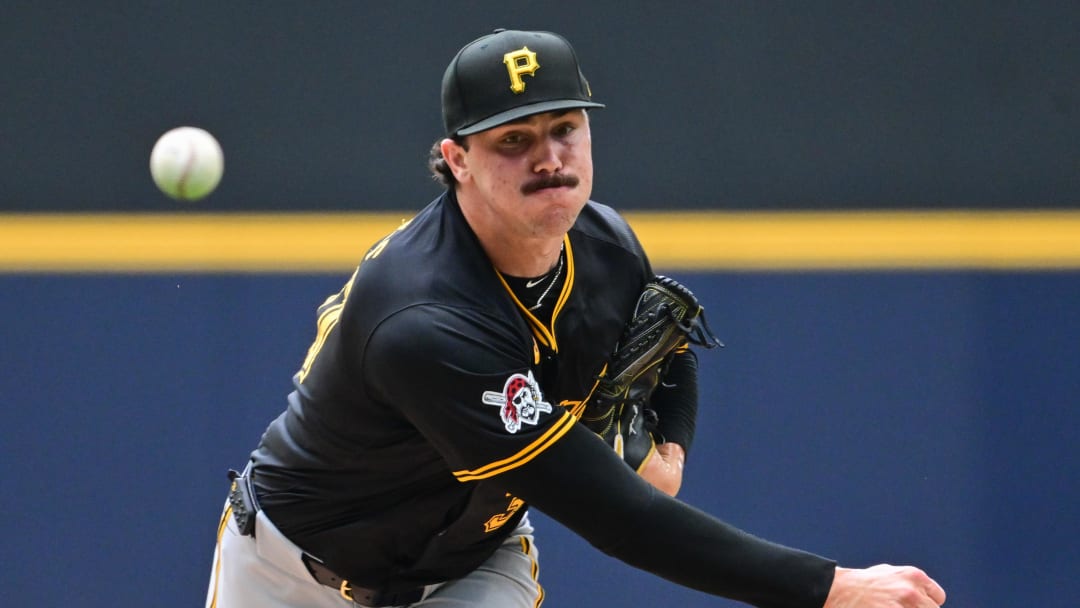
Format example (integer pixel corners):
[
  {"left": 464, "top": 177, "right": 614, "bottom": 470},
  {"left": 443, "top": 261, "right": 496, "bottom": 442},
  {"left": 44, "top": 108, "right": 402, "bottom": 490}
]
[
  {"left": 455, "top": 192, "right": 566, "bottom": 277},
  {"left": 487, "top": 237, "right": 564, "bottom": 277}
]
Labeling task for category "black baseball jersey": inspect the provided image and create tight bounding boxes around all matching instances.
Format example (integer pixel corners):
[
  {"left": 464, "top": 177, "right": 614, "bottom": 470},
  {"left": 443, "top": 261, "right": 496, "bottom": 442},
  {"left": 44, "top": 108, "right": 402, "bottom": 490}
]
[
  {"left": 251, "top": 189, "right": 651, "bottom": 589},
  {"left": 250, "top": 189, "right": 838, "bottom": 607}
]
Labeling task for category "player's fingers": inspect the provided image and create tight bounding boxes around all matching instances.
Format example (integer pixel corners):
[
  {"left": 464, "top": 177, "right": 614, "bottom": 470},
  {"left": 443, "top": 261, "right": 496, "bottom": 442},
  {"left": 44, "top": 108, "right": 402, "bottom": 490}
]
[
  {"left": 903, "top": 566, "right": 946, "bottom": 606},
  {"left": 923, "top": 576, "right": 947, "bottom": 605}
]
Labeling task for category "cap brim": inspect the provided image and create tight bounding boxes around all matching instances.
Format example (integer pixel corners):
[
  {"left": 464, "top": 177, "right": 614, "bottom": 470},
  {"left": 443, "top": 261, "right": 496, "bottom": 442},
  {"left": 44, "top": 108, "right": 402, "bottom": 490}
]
[{"left": 456, "top": 99, "right": 605, "bottom": 136}]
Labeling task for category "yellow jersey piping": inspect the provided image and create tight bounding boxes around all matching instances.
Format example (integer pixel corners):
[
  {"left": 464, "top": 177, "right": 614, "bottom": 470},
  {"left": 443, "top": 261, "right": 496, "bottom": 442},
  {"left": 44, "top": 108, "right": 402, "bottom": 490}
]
[{"left": 452, "top": 410, "right": 575, "bottom": 482}]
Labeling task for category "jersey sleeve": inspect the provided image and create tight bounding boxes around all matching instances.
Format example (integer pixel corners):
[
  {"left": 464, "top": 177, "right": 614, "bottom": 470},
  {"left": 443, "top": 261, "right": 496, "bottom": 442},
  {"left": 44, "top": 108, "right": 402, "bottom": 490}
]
[
  {"left": 498, "top": 422, "right": 837, "bottom": 608},
  {"left": 362, "top": 303, "right": 575, "bottom": 480}
]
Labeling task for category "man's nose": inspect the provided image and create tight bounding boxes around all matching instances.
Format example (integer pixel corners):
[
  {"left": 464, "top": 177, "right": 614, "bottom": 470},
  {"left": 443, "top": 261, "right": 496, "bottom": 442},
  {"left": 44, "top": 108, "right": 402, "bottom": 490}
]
[{"left": 532, "top": 138, "right": 563, "bottom": 173}]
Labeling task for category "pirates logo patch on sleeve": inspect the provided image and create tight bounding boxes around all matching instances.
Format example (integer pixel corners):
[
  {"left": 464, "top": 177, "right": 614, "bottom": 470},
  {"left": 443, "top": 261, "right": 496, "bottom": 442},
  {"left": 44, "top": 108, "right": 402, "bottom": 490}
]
[{"left": 481, "top": 370, "right": 552, "bottom": 433}]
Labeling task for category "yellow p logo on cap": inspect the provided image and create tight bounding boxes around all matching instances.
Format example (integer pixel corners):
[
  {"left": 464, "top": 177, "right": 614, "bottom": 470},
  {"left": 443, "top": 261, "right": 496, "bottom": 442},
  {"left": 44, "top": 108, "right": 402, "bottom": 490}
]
[{"left": 503, "top": 46, "right": 539, "bottom": 94}]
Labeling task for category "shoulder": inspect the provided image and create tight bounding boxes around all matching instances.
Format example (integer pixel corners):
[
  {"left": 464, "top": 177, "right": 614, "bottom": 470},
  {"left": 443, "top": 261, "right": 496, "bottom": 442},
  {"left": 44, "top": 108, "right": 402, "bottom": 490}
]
[
  {"left": 569, "top": 200, "right": 651, "bottom": 278},
  {"left": 362, "top": 302, "right": 530, "bottom": 403},
  {"left": 374, "top": 303, "right": 521, "bottom": 360},
  {"left": 348, "top": 192, "right": 501, "bottom": 313},
  {"left": 572, "top": 200, "right": 646, "bottom": 257},
  {"left": 342, "top": 192, "right": 531, "bottom": 365}
]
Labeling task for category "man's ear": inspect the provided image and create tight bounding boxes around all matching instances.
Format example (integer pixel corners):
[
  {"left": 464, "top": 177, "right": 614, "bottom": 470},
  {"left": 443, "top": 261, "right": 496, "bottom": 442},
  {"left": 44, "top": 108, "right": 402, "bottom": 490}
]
[{"left": 440, "top": 138, "right": 469, "bottom": 183}]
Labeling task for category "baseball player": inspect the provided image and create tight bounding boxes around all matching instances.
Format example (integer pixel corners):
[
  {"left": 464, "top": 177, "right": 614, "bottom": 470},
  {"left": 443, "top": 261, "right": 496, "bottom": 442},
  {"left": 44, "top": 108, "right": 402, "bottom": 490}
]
[{"left": 206, "top": 29, "right": 947, "bottom": 608}]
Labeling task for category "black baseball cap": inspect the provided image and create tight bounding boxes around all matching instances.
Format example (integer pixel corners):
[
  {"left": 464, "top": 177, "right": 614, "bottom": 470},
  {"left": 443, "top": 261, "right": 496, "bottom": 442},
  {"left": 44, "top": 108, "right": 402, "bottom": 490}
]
[{"left": 442, "top": 29, "right": 605, "bottom": 136}]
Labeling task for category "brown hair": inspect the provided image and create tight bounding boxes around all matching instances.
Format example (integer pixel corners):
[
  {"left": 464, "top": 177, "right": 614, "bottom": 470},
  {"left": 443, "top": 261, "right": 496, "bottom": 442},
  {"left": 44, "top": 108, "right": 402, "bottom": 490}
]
[{"left": 427, "top": 136, "right": 467, "bottom": 187}]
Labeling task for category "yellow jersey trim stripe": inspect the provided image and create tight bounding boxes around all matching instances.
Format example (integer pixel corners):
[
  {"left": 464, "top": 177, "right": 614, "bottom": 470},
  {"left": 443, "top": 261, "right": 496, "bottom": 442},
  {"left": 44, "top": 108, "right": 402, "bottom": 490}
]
[
  {"left": 208, "top": 503, "right": 233, "bottom": 608},
  {"left": 493, "top": 235, "right": 573, "bottom": 352},
  {"left": 453, "top": 410, "right": 575, "bottom": 482},
  {"left": 5, "top": 211, "right": 1080, "bottom": 272},
  {"left": 493, "top": 270, "right": 552, "bottom": 350},
  {"left": 519, "top": 535, "right": 545, "bottom": 607},
  {"left": 549, "top": 237, "right": 574, "bottom": 330},
  {"left": 569, "top": 362, "right": 606, "bottom": 419}
]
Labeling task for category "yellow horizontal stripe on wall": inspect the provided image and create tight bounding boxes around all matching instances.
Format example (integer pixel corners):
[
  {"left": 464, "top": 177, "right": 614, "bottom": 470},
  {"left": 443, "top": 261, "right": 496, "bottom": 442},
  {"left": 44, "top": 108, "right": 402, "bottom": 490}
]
[
  {"left": 0, "top": 213, "right": 408, "bottom": 273},
  {"left": 623, "top": 210, "right": 1080, "bottom": 270},
  {"left": 1, "top": 211, "right": 1079, "bottom": 272}
]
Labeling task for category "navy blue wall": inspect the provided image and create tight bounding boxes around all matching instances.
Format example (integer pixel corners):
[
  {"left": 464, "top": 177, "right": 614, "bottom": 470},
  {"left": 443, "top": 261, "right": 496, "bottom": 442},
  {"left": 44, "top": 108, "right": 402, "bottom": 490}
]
[{"left": 3, "top": 271, "right": 1077, "bottom": 607}]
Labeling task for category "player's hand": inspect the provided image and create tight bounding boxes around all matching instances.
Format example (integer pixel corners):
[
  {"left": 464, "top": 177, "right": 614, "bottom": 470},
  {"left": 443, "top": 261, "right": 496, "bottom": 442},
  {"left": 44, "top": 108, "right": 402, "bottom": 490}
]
[
  {"left": 638, "top": 442, "right": 685, "bottom": 497},
  {"left": 824, "top": 564, "right": 946, "bottom": 608}
]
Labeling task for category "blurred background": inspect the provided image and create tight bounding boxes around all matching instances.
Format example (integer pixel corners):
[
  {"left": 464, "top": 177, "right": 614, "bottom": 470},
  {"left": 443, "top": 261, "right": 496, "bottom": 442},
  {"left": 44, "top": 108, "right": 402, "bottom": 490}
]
[{"left": 2, "top": 2, "right": 1078, "bottom": 607}]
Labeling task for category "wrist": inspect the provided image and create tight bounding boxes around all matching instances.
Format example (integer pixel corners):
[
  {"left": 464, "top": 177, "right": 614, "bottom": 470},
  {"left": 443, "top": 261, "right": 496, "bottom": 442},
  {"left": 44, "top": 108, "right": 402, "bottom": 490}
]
[
  {"left": 640, "top": 442, "right": 685, "bottom": 496},
  {"left": 650, "top": 350, "right": 699, "bottom": 454},
  {"left": 656, "top": 441, "right": 685, "bottom": 470}
]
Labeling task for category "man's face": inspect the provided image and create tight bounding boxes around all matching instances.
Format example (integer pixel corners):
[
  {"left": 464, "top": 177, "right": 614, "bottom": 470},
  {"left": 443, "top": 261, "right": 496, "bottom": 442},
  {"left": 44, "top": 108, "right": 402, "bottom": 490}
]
[{"left": 448, "top": 109, "right": 593, "bottom": 242}]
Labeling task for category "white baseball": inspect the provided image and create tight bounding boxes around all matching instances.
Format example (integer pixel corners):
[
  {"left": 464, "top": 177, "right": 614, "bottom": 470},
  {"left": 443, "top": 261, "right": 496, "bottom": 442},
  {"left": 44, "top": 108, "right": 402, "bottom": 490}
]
[{"left": 149, "top": 126, "right": 224, "bottom": 201}]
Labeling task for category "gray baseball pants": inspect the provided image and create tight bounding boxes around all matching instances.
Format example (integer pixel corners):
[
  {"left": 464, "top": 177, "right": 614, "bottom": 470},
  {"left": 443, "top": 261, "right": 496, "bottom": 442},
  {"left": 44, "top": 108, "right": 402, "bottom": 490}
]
[{"left": 206, "top": 502, "right": 544, "bottom": 608}]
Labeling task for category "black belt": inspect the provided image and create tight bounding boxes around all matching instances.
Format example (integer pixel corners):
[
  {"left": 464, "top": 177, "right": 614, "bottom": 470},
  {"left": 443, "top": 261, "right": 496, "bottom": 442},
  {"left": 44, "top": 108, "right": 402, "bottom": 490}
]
[
  {"left": 227, "top": 466, "right": 426, "bottom": 607},
  {"left": 300, "top": 553, "right": 426, "bottom": 607}
]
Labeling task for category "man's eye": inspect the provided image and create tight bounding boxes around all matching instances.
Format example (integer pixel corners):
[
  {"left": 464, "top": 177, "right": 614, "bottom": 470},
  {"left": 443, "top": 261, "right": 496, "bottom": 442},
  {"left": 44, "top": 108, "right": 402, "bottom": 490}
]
[
  {"left": 554, "top": 124, "right": 576, "bottom": 137},
  {"left": 500, "top": 134, "right": 525, "bottom": 145}
]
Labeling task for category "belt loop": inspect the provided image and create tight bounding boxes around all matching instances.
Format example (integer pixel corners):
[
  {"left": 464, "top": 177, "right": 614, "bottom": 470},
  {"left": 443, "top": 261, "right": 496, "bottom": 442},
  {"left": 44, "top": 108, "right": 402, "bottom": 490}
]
[{"left": 339, "top": 580, "right": 354, "bottom": 601}]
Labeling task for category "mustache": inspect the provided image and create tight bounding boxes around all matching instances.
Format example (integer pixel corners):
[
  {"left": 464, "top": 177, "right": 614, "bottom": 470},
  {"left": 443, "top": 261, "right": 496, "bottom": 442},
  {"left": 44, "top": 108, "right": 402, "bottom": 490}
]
[{"left": 521, "top": 173, "right": 579, "bottom": 195}]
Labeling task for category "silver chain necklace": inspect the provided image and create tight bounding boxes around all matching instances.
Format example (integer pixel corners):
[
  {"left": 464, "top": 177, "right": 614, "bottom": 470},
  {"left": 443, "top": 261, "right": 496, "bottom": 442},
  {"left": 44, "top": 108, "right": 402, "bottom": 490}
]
[{"left": 528, "top": 248, "right": 565, "bottom": 311}]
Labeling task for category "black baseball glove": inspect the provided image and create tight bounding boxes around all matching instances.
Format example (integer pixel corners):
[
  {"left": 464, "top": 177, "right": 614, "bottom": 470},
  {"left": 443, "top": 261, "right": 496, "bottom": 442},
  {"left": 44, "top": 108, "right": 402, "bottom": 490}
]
[{"left": 581, "top": 275, "right": 721, "bottom": 471}]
